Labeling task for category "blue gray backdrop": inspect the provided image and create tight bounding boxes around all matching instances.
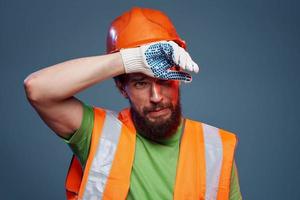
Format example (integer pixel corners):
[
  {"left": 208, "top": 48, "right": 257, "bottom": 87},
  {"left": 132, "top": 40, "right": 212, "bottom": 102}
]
[{"left": 1, "top": 0, "right": 299, "bottom": 199}]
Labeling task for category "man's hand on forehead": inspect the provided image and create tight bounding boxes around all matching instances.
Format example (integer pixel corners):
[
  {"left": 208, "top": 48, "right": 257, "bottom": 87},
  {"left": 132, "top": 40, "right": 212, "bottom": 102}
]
[{"left": 120, "top": 41, "right": 199, "bottom": 83}]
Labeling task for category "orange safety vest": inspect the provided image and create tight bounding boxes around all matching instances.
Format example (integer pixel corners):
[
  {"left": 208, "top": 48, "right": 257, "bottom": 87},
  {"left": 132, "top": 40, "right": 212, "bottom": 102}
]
[{"left": 65, "top": 108, "right": 237, "bottom": 200}]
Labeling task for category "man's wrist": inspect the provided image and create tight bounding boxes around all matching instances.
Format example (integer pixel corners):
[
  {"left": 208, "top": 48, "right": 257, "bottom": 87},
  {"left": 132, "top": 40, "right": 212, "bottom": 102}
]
[{"left": 120, "top": 48, "right": 146, "bottom": 74}]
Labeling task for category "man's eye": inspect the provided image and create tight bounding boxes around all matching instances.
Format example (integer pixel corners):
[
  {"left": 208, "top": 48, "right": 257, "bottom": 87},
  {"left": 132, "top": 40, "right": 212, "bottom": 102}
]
[{"left": 134, "top": 81, "right": 148, "bottom": 88}]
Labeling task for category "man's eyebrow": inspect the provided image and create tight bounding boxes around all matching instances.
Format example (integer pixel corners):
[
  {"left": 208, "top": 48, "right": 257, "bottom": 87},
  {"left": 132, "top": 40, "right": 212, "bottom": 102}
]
[{"left": 129, "top": 76, "right": 147, "bottom": 82}]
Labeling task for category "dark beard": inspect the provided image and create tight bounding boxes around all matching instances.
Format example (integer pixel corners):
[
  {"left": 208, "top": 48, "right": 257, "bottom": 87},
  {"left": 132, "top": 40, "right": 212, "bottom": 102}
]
[{"left": 130, "top": 99, "right": 182, "bottom": 142}]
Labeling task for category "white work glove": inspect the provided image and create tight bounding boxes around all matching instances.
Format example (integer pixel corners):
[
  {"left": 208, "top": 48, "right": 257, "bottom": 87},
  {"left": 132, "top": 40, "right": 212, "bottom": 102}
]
[{"left": 120, "top": 41, "right": 199, "bottom": 82}]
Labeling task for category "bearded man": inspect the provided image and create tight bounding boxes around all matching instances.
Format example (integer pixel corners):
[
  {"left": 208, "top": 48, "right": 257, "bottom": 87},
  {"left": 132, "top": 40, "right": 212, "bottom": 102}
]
[{"left": 24, "top": 7, "right": 242, "bottom": 200}]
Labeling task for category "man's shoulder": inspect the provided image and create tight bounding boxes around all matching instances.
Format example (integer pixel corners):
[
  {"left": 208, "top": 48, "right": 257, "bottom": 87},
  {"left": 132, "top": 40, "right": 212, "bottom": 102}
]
[
  {"left": 92, "top": 107, "right": 133, "bottom": 129},
  {"left": 92, "top": 106, "right": 120, "bottom": 120},
  {"left": 184, "top": 117, "right": 237, "bottom": 137}
]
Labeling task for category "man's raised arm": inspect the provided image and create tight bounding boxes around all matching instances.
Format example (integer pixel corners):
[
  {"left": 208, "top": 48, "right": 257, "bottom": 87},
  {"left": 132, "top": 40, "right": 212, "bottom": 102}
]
[{"left": 24, "top": 53, "right": 124, "bottom": 138}]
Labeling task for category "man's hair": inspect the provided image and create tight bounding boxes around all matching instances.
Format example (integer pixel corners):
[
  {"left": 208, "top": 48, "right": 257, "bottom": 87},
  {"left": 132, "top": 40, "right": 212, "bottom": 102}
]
[{"left": 113, "top": 74, "right": 127, "bottom": 89}]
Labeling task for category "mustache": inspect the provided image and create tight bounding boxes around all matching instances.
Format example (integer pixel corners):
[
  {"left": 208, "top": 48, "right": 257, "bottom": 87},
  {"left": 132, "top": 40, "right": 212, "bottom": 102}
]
[{"left": 143, "top": 103, "right": 173, "bottom": 115}]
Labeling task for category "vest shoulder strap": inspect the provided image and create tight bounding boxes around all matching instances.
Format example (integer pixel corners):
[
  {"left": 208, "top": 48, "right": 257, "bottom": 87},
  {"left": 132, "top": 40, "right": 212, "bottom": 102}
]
[
  {"left": 174, "top": 119, "right": 238, "bottom": 200},
  {"left": 65, "top": 107, "right": 106, "bottom": 199}
]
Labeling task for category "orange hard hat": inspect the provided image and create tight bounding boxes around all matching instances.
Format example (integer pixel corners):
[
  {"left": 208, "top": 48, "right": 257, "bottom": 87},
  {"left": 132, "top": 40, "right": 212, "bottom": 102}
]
[{"left": 106, "top": 7, "right": 186, "bottom": 54}]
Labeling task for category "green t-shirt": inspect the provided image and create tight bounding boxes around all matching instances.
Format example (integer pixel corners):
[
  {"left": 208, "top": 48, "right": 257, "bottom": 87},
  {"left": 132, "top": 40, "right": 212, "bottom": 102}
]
[{"left": 64, "top": 103, "right": 242, "bottom": 199}]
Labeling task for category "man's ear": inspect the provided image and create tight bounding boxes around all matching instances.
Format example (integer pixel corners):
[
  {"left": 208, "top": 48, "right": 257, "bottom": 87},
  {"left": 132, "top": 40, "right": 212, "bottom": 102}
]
[
  {"left": 116, "top": 81, "right": 129, "bottom": 98},
  {"left": 120, "top": 88, "right": 129, "bottom": 99}
]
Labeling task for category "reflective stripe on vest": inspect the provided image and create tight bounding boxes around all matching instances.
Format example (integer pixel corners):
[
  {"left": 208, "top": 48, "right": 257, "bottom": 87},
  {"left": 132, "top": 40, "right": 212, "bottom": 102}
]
[
  {"left": 76, "top": 108, "right": 136, "bottom": 200},
  {"left": 203, "top": 124, "right": 223, "bottom": 200},
  {"left": 65, "top": 108, "right": 237, "bottom": 200},
  {"left": 81, "top": 110, "right": 122, "bottom": 199}
]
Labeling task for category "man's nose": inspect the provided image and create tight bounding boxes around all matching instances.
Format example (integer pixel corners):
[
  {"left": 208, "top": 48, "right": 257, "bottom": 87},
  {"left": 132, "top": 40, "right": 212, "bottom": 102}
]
[{"left": 150, "top": 82, "right": 163, "bottom": 103}]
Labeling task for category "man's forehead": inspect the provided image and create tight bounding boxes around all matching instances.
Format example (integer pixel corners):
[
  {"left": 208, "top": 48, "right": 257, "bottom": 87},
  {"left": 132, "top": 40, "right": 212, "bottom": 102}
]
[
  {"left": 127, "top": 73, "right": 154, "bottom": 82},
  {"left": 125, "top": 73, "right": 180, "bottom": 86}
]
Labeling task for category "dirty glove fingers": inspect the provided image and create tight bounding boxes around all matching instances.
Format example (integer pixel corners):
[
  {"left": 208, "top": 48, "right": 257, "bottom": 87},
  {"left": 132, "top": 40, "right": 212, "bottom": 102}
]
[
  {"left": 166, "top": 70, "right": 192, "bottom": 83},
  {"left": 191, "top": 60, "right": 199, "bottom": 73},
  {"left": 169, "top": 41, "right": 180, "bottom": 66},
  {"left": 185, "top": 51, "right": 199, "bottom": 73},
  {"left": 178, "top": 47, "right": 188, "bottom": 71},
  {"left": 169, "top": 41, "right": 198, "bottom": 73}
]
